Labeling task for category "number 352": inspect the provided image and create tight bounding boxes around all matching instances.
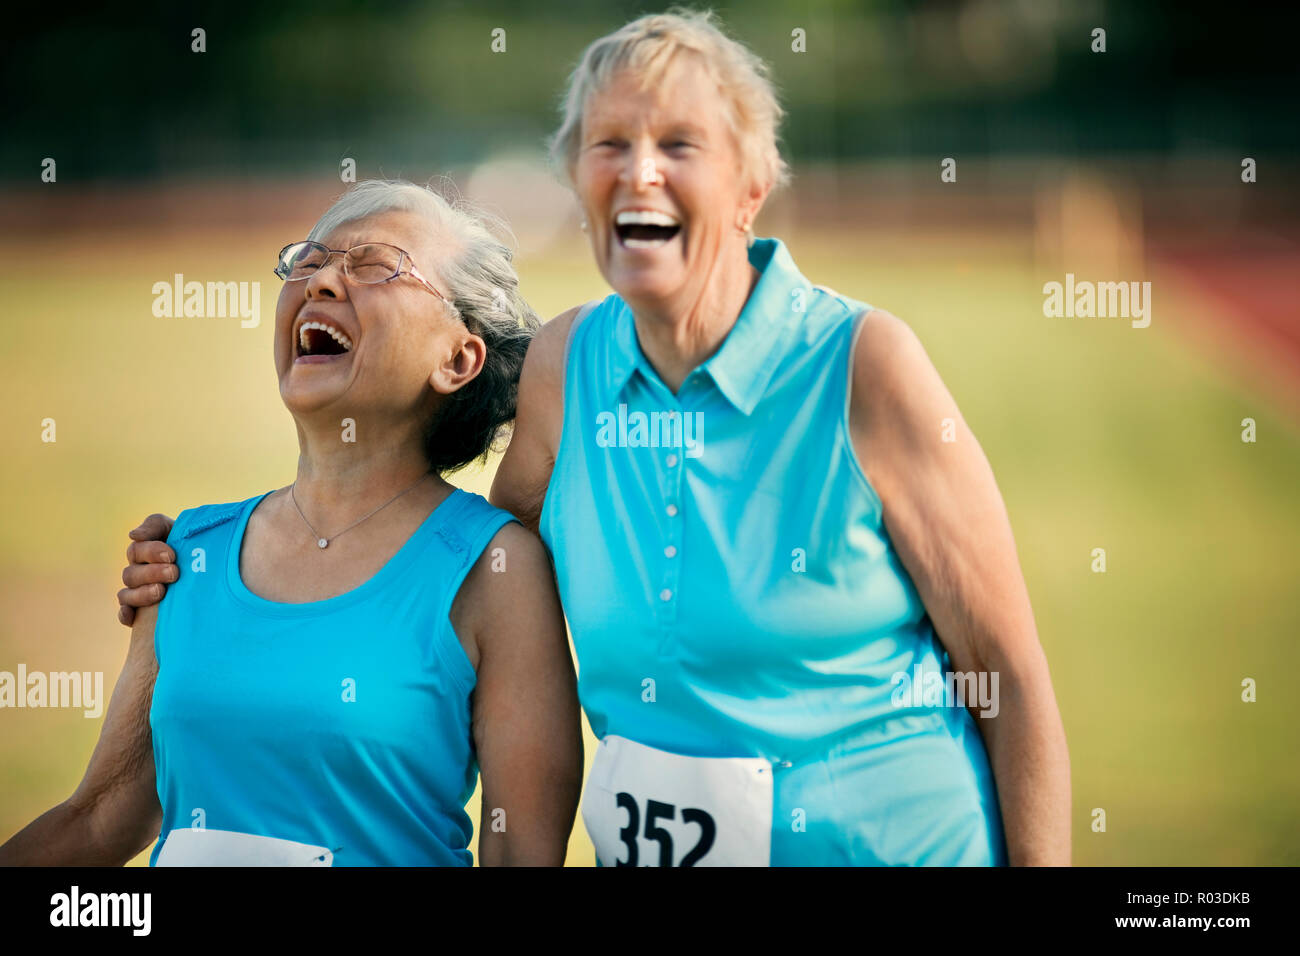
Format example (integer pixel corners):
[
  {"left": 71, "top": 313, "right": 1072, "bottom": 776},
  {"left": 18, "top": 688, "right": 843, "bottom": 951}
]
[{"left": 613, "top": 792, "right": 716, "bottom": 867}]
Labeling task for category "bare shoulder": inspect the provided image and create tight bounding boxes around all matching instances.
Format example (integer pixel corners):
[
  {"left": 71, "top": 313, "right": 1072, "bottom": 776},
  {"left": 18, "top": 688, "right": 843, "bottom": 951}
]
[
  {"left": 522, "top": 304, "right": 585, "bottom": 389},
  {"left": 510, "top": 303, "right": 588, "bottom": 453},
  {"left": 852, "top": 308, "right": 934, "bottom": 397},
  {"left": 847, "top": 306, "right": 967, "bottom": 501},
  {"left": 470, "top": 521, "right": 553, "bottom": 595},
  {"left": 851, "top": 308, "right": 954, "bottom": 429},
  {"left": 451, "top": 521, "right": 559, "bottom": 667}
]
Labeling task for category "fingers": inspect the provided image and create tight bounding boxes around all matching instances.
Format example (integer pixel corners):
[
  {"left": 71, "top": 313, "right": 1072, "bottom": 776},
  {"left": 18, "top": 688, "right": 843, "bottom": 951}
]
[
  {"left": 117, "top": 583, "right": 168, "bottom": 611},
  {"left": 128, "top": 513, "right": 174, "bottom": 542},
  {"left": 126, "top": 538, "right": 175, "bottom": 567},
  {"left": 122, "top": 559, "right": 177, "bottom": 589},
  {"left": 119, "top": 513, "right": 177, "bottom": 627}
]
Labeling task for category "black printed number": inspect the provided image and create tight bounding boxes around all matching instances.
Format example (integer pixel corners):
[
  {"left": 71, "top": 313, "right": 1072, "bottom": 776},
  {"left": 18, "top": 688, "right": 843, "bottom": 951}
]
[
  {"left": 614, "top": 792, "right": 639, "bottom": 867},
  {"left": 613, "top": 792, "right": 717, "bottom": 867}
]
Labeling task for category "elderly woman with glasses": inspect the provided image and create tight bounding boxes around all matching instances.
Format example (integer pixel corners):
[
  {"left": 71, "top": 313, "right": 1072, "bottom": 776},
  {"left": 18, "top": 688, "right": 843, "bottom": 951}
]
[
  {"left": 113, "top": 11, "right": 1070, "bottom": 867},
  {"left": 0, "top": 181, "right": 583, "bottom": 866}
]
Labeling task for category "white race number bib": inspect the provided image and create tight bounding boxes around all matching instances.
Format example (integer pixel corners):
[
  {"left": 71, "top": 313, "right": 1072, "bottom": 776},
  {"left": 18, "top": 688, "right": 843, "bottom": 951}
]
[
  {"left": 156, "top": 828, "right": 334, "bottom": 866},
  {"left": 582, "top": 734, "right": 773, "bottom": 867}
]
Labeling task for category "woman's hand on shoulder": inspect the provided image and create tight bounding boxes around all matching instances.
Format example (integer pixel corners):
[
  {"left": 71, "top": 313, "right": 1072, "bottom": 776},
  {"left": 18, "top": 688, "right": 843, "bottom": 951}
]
[{"left": 117, "top": 513, "right": 178, "bottom": 627}]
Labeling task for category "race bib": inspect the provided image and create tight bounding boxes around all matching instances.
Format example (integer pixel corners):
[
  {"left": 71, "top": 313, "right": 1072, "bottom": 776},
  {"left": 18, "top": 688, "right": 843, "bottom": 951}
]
[
  {"left": 156, "top": 828, "right": 334, "bottom": 867},
  {"left": 582, "top": 734, "right": 773, "bottom": 867}
]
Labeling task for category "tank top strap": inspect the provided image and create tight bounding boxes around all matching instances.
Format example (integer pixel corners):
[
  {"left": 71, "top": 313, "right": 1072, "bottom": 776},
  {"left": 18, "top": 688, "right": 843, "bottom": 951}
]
[
  {"left": 168, "top": 495, "right": 261, "bottom": 547},
  {"left": 430, "top": 491, "right": 516, "bottom": 565},
  {"left": 429, "top": 492, "right": 518, "bottom": 609}
]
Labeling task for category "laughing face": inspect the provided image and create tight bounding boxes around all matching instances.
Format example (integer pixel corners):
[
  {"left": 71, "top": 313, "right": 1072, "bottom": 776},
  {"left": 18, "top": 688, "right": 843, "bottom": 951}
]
[
  {"left": 273, "top": 209, "right": 484, "bottom": 427},
  {"left": 574, "top": 57, "right": 768, "bottom": 315}
]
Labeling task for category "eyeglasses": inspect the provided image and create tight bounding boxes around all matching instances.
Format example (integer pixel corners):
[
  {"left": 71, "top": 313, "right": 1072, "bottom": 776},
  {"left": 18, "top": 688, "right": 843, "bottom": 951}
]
[{"left": 274, "top": 240, "right": 453, "bottom": 308}]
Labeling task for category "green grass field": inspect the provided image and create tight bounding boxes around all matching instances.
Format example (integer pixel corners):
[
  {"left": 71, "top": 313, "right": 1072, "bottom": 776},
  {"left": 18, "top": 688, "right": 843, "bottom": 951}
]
[{"left": 1, "top": 215, "right": 1297, "bottom": 866}]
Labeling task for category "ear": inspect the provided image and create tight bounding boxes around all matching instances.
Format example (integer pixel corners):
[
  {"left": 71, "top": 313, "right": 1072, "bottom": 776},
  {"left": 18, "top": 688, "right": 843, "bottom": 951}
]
[
  {"left": 738, "top": 169, "right": 774, "bottom": 231},
  {"left": 428, "top": 331, "right": 487, "bottom": 396}
]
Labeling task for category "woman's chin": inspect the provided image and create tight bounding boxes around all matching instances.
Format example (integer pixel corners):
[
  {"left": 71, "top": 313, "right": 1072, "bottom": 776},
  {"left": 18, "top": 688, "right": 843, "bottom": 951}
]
[
  {"left": 608, "top": 266, "right": 685, "bottom": 310},
  {"left": 279, "top": 376, "right": 349, "bottom": 414}
]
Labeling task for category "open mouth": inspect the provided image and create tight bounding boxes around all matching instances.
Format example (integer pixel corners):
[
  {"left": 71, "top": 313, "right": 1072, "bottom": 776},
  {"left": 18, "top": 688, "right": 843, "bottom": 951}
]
[
  {"left": 614, "top": 210, "right": 682, "bottom": 249},
  {"left": 296, "top": 320, "right": 354, "bottom": 360}
]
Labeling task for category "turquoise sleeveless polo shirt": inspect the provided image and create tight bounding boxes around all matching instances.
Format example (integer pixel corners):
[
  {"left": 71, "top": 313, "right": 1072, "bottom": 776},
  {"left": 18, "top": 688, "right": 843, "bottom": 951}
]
[
  {"left": 540, "top": 237, "right": 1008, "bottom": 865},
  {"left": 148, "top": 487, "right": 515, "bottom": 866}
]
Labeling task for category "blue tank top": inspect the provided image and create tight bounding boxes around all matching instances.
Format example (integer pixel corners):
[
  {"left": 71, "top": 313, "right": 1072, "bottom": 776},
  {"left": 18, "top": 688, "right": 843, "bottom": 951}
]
[
  {"left": 148, "top": 487, "right": 515, "bottom": 866},
  {"left": 540, "top": 237, "right": 1008, "bottom": 865}
]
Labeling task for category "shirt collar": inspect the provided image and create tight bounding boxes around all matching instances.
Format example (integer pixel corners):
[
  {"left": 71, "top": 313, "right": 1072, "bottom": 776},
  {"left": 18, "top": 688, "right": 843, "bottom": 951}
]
[{"left": 608, "top": 237, "right": 809, "bottom": 415}]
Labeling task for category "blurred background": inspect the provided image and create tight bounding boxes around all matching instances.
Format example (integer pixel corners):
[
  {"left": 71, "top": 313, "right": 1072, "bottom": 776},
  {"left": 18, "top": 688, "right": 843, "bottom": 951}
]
[{"left": 1, "top": 0, "right": 1297, "bottom": 866}]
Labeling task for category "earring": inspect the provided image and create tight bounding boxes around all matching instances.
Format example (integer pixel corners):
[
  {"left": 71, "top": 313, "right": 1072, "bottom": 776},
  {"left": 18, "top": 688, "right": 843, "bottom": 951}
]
[{"left": 580, "top": 219, "right": 589, "bottom": 233}]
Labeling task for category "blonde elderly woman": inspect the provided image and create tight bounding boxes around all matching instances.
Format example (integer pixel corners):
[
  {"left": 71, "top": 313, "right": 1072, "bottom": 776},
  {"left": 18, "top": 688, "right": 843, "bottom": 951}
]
[
  {"left": 117, "top": 10, "right": 1070, "bottom": 866},
  {"left": 498, "top": 9, "right": 1070, "bottom": 867},
  {"left": 4, "top": 181, "right": 582, "bottom": 866}
]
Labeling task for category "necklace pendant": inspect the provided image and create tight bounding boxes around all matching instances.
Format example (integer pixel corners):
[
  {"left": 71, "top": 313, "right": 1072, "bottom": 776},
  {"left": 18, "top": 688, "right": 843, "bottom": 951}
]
[{"left": 317, "top": 538, "right": 329, "bottom": 549}]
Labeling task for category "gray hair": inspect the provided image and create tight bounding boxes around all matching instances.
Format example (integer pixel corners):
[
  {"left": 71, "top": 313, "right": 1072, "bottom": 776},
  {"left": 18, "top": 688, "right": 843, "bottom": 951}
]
[
  {"left": 307, "top": 179, "right": 541, "bottom": 475},
  {"left": 548, "top": 8, "right": 790, "bottom": 197}
]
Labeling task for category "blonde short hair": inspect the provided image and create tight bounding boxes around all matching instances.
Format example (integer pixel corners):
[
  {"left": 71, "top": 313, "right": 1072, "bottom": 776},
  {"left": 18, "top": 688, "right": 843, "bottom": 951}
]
[{"left": 549, "top": 8, "right": 790, "bottom": 196}]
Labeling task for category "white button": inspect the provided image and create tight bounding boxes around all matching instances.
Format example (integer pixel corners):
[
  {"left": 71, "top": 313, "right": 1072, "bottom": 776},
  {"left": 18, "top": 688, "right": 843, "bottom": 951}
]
[
  {"left": 659, "top": 589, "right": 672, "bottom": 601},
  {"left": 664, "top": 545, "right": 677, "bottom": 558},
  {"left": 666, "top": 454, "right": 678, "bottom": 467},
  {"left": 666, "top": 504, "right": 678, "bottom": 517}
]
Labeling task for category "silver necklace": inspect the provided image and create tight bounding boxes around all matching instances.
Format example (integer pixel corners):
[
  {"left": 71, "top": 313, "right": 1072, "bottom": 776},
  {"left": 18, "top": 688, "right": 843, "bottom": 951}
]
[{"left": 290, "top": 471, "right": 432, "bottom": 549}]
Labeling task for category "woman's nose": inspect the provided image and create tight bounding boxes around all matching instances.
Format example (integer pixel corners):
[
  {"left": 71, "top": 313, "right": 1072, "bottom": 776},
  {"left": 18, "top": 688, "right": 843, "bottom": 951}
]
[
  {"left": 305, "top": 253, "right": 348, "bottom": 298},
  {"left": 622, "top": 145, "right": 664, "bottom": 192}
]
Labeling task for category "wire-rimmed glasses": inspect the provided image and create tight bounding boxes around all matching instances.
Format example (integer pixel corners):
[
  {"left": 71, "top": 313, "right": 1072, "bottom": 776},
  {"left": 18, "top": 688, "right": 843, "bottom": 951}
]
[{"left": 274, "top": 240, "right": 455, "bottom": 312}]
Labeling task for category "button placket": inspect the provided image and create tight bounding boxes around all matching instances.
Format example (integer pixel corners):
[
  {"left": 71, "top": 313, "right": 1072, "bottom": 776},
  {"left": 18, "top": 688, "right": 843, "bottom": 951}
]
[{"left": 657, "top": 406, "right": 684, "bottom": 630}]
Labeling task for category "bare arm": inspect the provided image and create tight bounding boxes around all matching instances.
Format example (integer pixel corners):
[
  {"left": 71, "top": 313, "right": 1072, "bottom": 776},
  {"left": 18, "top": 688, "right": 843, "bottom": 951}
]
[
  {"left": 0, "top": 605, "right": 163, "bottom": 865},
  {"left": 849, "top": 309, "right": 1071, "bottom": 866},
  {"left": 454, "top": 523, "right": 583, "bottom": 866},
  {"left": 489, "top": 306, "right": 581, "bottom": 534}
]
